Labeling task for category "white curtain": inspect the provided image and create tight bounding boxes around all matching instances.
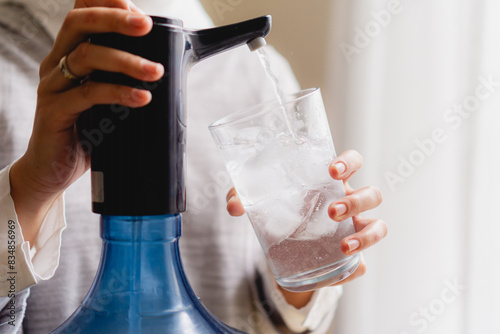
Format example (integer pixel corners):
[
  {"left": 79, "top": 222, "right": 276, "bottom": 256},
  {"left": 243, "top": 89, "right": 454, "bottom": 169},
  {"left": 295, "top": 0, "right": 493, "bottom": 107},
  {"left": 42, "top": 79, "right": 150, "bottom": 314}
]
[{"left": 322, "top": 0, "right": 500, "bottom": 333}]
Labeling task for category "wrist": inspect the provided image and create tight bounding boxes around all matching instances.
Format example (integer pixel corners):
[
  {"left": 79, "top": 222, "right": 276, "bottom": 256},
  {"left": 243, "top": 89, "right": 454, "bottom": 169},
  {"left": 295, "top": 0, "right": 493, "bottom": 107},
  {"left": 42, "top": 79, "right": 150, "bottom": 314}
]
[
  {"left": 11, "top": 155, "right": 63, "bottom": 200},
  {"left": 278, "top": 284, "right": 314, "bottom": 309},
  {"left": 9, "top": 157, "right": 61, "bottom": 244}
]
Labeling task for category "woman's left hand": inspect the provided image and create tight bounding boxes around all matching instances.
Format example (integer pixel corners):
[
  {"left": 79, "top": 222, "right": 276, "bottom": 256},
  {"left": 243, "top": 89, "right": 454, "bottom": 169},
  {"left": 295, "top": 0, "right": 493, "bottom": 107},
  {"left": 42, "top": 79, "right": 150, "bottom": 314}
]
[{"left": 326, "top": 149, "right": 386, "bottom": 284}]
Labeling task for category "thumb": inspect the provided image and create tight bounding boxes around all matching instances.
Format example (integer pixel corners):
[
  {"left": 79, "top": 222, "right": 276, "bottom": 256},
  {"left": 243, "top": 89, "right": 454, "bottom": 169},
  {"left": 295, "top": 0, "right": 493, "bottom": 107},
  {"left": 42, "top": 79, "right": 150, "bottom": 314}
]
[{"left": 226, "top": 188, "right": 245, "bottom": 217}]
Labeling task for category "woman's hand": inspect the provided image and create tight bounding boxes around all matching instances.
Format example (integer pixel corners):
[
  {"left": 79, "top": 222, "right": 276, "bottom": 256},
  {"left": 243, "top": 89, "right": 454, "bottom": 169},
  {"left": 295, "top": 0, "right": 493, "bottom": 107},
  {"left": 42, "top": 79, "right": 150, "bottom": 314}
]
[
  {"left": 326, "top": 150, "right": 386, "bottom": 284},
  {"left": 226, "top": 150, "right": 387, "bottom": 306},
  {"left": 10, "top": 0, "right": 164, "bottom": 243}
]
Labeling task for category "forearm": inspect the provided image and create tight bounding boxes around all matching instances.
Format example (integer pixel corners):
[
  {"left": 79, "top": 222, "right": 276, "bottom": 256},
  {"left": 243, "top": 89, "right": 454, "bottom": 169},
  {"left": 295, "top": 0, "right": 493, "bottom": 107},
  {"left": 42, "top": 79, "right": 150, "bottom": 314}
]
[
  {"left": 1, "top": 162, "right": 67, "bottom": 297},
  {"left": 9, "top": 157, "right": 60, "bottom": 245}
]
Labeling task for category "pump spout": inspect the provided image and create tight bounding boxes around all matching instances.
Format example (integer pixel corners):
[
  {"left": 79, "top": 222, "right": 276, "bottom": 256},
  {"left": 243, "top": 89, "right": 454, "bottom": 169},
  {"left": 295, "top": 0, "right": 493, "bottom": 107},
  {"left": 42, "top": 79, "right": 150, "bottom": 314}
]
[{"left": 187, "top": 15, "right": 271, "bottom": 63}]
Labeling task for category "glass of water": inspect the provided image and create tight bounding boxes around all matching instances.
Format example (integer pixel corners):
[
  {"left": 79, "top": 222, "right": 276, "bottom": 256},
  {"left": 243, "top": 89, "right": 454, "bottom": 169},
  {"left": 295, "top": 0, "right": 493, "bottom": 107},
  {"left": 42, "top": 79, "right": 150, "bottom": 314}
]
[{"left": 209, "top": 88, "right": 360, "bottom": 292}]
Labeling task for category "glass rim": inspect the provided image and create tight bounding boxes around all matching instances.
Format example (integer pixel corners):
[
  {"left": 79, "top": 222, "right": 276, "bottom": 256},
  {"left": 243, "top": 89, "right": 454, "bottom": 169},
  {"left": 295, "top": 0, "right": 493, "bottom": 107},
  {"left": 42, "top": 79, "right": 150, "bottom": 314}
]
[{"left": 209, "top": 87, "right": 320, "bottom": 130}]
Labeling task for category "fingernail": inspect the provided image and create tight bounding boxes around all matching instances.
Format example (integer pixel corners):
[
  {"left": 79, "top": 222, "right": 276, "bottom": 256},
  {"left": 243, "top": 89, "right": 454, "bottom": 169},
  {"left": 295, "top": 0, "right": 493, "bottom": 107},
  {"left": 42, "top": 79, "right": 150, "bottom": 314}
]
[
  {"left": 334, "top": 203, "right": 347, "bottom": 216},
  {"left": 142, "top": 60, "right": 163, "bottom": 75},
  {"left": 227, "top": 195, "right": 235, "bottom": 203},
  {"left": 127, "top": 14, "right": 147, "bottom": 28},
  {"left": 131, "top": 89, "right": 150, "bottom": 102},
  {"left": 334, "top": 162, "right": 346, "bottom": 175},
  {"left": 346, "top": 239, "right": 360, "bottom": 252}
]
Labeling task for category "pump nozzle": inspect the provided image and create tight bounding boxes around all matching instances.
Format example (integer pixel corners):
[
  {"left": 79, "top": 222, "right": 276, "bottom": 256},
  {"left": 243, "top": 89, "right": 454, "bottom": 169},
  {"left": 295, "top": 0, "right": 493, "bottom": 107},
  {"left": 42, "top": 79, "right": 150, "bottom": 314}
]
[
  {"left": 188, "top": 15, "right": 272, "bottom": 63},
  {"left": 248, "top": 37, "right": 267, "bottom": 52}
]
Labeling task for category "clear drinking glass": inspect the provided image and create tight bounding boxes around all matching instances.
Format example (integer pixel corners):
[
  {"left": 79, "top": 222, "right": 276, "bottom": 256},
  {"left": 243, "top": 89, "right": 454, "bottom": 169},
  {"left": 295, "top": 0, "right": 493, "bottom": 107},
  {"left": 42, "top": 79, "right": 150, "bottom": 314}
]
[{"left": 209, "top": 88, "right": 360, "bottom": 292}]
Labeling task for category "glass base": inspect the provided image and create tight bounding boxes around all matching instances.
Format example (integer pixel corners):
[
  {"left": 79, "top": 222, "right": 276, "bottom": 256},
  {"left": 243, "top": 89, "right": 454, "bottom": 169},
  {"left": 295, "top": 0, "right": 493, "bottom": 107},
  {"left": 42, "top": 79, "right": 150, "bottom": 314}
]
[{"left": 276, "top": 253, "right": 361, "bottom": 292}]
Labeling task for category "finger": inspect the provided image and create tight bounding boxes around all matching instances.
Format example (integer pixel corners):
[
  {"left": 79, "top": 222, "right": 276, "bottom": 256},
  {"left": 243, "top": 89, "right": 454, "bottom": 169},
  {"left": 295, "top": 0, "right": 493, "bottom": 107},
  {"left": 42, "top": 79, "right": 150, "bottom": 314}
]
[
  {"left": 226, "top": 188, "right": 245, "bottom": 217},
  {"left": 74, "top": 0, "right": 129, "bottom": 9},
  {"left": 44, "top": 8, "right": 152, "bottom": 72},
  {"left": 328, "top": 185, "right": 382, "bottom": 221},
  {"left": 128, "top": 1, "right": 145, "bottom": 13},
  {"left": 44, "top": 43, "right": 164, "bottom": 93},
  {"left": 40, "top": 82, "right": 151, "bottom": 129},
  {"left": 329, "top": 150, "right": 363, "bottom": 181},
  {"left": 76, "top": 0, "right": 145, "bottom": 13},
  {"left": 332, "top": 254, "right": 367, "bottom": 286},
  {"left": 340, "top": 218, "right": 388, "bottom": 255}
]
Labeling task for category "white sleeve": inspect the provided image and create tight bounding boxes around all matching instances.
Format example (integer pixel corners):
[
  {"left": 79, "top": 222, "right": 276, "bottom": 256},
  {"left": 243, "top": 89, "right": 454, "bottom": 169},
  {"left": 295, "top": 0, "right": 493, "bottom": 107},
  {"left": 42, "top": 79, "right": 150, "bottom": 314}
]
[
  {"left": 256, "top": 256, "right": 342, "bottom": 333},
  {"left": 0, "top": 162, "right": 66, "bottom": 297}
]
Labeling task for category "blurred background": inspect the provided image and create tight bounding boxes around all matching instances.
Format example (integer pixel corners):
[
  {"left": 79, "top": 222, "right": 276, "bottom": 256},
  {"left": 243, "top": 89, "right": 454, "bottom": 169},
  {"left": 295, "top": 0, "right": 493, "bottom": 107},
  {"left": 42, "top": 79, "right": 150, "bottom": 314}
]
[{"left": 199, "top": 0, "right": 500, "bottom": 333}]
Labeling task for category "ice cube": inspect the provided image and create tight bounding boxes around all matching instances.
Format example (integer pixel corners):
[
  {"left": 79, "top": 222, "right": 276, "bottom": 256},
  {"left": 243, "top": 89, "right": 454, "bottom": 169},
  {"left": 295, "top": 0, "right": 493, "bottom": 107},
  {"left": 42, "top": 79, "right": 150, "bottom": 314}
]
[
  {"left": 288, "top": 188, "right": 338, "bottom": 239},
  {"left": 264, "top": 203, "right": 303, "bottom": 248},
  {"left": 294, "top": 141, "right": 333, "bottom": 185},
  {"left": 237, "top": 140, "right": 298, "bottom": 205},
  {"left": 247, "top": 188, "right": 304, "bottom": 249}
]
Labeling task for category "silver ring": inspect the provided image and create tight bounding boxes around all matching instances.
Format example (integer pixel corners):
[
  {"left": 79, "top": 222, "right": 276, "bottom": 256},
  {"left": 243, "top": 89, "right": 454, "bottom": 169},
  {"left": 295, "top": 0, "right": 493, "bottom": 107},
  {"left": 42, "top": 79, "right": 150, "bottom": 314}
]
[{"left": 59, "top": 55, "right": 82, "bottom": 81}]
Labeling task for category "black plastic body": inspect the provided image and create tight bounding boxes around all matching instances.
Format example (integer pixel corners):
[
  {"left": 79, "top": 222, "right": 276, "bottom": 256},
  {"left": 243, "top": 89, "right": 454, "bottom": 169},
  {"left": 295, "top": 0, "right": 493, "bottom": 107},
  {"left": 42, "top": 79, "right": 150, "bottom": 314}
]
[{"left": 84, "top": 15, "right": 271, "bottom": 216}]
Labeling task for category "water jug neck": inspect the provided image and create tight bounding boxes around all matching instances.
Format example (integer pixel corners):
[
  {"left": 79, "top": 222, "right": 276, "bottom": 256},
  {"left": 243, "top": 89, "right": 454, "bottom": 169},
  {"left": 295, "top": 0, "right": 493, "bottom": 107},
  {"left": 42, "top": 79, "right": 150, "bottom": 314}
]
[{"left": 84, "top": 215, "right": 189, "bottom": 314}]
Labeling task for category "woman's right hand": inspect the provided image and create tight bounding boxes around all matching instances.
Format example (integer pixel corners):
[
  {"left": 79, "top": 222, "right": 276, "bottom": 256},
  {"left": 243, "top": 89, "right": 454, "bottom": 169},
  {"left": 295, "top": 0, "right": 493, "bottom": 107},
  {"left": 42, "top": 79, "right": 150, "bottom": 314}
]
[{"left": 9, "top": 0, "right": 164, "bottom": 243}]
